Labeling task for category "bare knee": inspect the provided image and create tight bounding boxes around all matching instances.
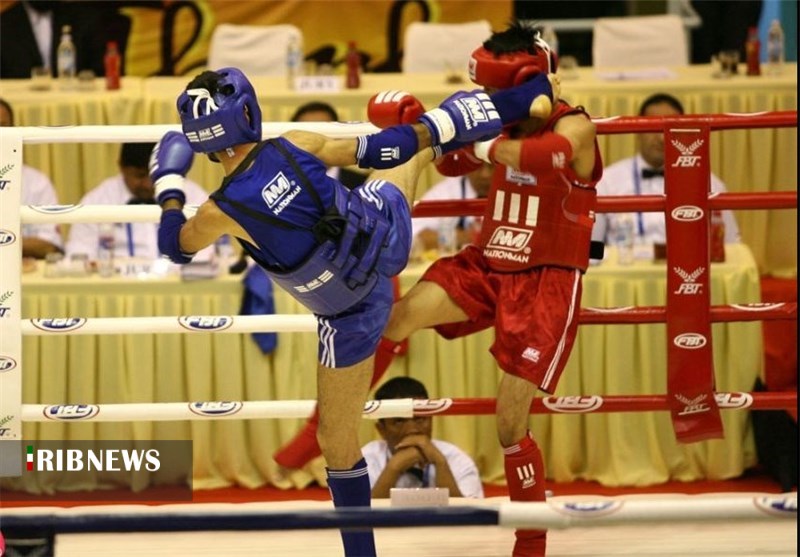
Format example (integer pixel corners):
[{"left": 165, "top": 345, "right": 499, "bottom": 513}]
[
  {"left": 497, "top": 413, "right": 529, "bottom": 448},
  {"left": 496, "top": 374, "right": 538, "bottom": 447}
]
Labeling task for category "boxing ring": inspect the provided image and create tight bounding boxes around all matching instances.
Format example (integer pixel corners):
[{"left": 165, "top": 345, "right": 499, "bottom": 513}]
[{"left": 0, "top": 113, "right": 797, "bottom": 556}]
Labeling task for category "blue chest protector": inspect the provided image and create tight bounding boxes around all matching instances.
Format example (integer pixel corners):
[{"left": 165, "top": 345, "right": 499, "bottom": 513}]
[{"left": 210, "top": 139, "right": 392, "bottom": 317}]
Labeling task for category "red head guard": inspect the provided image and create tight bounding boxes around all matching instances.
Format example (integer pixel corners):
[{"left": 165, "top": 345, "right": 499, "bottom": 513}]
[{"left": 468, "top": 33, "right": 557, "bottom": 89}]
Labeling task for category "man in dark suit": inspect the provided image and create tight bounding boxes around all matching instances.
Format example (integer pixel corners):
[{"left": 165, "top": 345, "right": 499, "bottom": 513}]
[{"left": 0, "top": 1, "right": 129, "bottom": 79}]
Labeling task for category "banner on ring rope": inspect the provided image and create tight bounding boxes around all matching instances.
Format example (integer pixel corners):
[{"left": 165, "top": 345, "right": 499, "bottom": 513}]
[
  {"left": 664, "top": 125, "right": 723, "bottom": 443},
  {"left": 0, "top": 441, "right": 193, "bottom": 501},
  {"left": 0, "top": 128, "right": 24, "bottom": 478}
]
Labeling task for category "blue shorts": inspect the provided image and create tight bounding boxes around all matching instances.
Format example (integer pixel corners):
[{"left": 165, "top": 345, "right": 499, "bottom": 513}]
[{"left": 315, "top": 181, "right": 411, "bottom": 368}]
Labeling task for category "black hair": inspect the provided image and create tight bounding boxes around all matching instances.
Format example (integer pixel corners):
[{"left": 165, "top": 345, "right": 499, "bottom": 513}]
[
  {"left": 638, "top": 93, "right": 684, "bottom": 116},
  {"left": 120, "top": 142, "right": 157, "bottom": 168},
  {"left": 374, "top": 377, "right": 429, "bottom": 400},
  {"left": 291, "top": 101, "right": 339, "bottom": 122},
  {"left": 0, "top": 97, "right": 14, "bottom": 125},
  {"left": 185, "top": 70, "right": 233, "bottom": 97},
  {"left": 483, "top": 20, "right": 542, "bottom": 56}
]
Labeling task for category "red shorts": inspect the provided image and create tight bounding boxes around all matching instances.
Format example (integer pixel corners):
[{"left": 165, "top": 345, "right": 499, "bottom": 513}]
[{"left": 422, "top": 246, "right": 583, "bottom": 393}]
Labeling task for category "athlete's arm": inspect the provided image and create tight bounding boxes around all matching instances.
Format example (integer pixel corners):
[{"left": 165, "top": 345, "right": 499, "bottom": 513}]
[{"left": 161, "top": 198, "right": 251, "bottom": 256}]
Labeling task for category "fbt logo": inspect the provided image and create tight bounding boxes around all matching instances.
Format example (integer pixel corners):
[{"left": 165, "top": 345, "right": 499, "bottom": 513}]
[
  {"left": 26, "top": 445, "right": 160, "bottom": 472},
  {"left": 670, "top": 139, "right": 704, "bottom": 168},
  {"left": 0, "top": 355, "right": 18, "bottom": 372},
  {"left": 0, "top": 229, "right": 17, "bottom": 246},
  {"left": 0, "top": 414, "right": 13, "bottom": 438},
  {"left": 0, "top": 163, "right": 13, "bottom": 190},
  {"left": 671, "top": 206, "right": 704, "bottom": 222},
  {"left": 542, "top": 396, "right": 604, "bottom": 413},
  {"left": 412, "top": 398, "right": 453, "bottom": 415},
  {"left": 43, "top": 404, "right": 100, "bottom": 421},
  {"left": 673, "top": 332, "right": 707, "bottom": 349},
  {"left": 31, "top": 318, "right": 87, "bottom": 332},
  {"left": 188, "top": 401, "right": 243, "bottom": 417},
  {"left": 486, "top": 227, "right": 532, "bottom": 252},
  {"left": 178, "top": 316, "right": 233, "bottom": 331},
  {"left": 261, "top": 172, "right": 301, "bottom": 214},
  {"left": 0, "top": 290, "right": 13, "bottom": 318},
  {"left": 553, "top": 501, "right": 622, "bottom": 517},
  {"left": 673, "top": 266, "right": 705, "bottom": 295},
  {"left": 676, "top": 393, "right": 711, "bottom": 416}
]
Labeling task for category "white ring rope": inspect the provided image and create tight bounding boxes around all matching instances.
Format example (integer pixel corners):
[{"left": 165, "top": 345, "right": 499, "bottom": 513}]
[
  {"left": 4, "top": 122, "right": 379, "bottom": 144},
  {"left": 22, "top": 315, "right": 317, "bottom": 336},
  {"left": 20, "top": 204, "right": 197, "bottom": 224}
]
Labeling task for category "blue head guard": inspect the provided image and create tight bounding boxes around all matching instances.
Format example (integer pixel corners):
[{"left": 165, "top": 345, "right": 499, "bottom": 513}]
[{"left": 176, "top": 67, "right": 262, "bottom": 154}]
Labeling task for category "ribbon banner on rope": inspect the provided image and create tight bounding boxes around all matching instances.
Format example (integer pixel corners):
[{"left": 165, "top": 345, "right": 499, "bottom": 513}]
[{"left": 664, "top": 124, "right": 723, "bottom": 442}]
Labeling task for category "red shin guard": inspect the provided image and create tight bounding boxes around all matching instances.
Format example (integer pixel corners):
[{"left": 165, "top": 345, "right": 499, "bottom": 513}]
[
  {"left": 504, "top": 433, "right": 547, "bottom": 557},
  {"left": 273, "top": 337, "right": 406, "bottom": 469}
]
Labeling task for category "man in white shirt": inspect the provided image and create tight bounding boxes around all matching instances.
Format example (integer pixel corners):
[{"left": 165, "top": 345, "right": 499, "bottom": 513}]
[
  {"left": 591, "top": 93, "right": 740, "bottom": 249},
  {"left": 412, "top": 162, "right": 493, "bottom": 252},
  {"left": 0, "top": 97, "right": 63, "bottom": 259},
  {"left": 66, "top": 143, "right": 207, "bottom": 262},
  {"left": 362, "top": 377, "right": 484, "bottom": 499}
]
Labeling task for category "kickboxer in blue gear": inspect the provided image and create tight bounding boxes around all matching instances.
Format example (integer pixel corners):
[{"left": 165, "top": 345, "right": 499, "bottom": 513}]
[{"left": 151, "top": 66, "right": 550, "bottom": 557}]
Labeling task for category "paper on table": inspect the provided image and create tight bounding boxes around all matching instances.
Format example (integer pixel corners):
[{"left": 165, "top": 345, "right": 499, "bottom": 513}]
[{"left": 595, "top": 68, "right": 678, "bottom": 81}]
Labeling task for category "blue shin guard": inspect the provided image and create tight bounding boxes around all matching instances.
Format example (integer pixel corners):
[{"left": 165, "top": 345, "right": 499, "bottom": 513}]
[{"left": 327, "top": 458, "right": 376, "bottom": 557}]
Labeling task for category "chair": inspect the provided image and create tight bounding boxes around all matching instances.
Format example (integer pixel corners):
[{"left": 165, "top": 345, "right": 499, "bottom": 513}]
[
  {"left": 592, "top": 15, "right": 689, "bottom": 68},
  {"left": 402, "top": 20, "right": 492, "bottom": 73},
  {"left": 207, "top": 23, "right": 302, "bottom": 76}
]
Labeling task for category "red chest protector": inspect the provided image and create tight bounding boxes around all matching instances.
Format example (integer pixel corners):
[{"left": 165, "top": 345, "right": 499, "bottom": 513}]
[{"left": 478, "top": 102, "right": 601, "bottom": 272}]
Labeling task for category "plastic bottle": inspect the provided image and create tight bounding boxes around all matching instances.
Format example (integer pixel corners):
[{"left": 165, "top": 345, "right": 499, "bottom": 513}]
[
  {"left": 345, "top": 41, "right": 361, "bottom": 89},
  {"left": 97, "top": 223, "right": 116, "bottom": 277},
  {"left": 437, "top": 220, "right": 456, "bottom": 256},
  {"left": 745, "top": 26, "right": 761, "bottom": 76},
  {"left": 709, "top": 210, "right": 726, "bottom": 263},
  {"left": 615, "top": 214, "right": 636, "bottom": 265},
  {"left": 766, "top": 19, "right": 785, "bottom": 76},
  {"left": 215, "top": 234, "right": 236, "bottom": 273},
  {"left": 57, "top": 25, "right": 77, "bottom": 89},
  {"left": 286, "top": 36, "right": 302, "bottom": 89},
  {"left": 104, "top": 41, "right": 121, "bottom": 90}
]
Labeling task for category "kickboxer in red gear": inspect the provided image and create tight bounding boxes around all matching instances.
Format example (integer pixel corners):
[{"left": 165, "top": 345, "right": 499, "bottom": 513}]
[{"left": 371, "top": 21, "right": 601, "bottom": 557}]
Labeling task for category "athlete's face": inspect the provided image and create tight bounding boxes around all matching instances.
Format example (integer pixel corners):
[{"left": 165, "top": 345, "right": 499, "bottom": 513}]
[{"left": 638, "top": 101, "right": 682, "bottom": 169}]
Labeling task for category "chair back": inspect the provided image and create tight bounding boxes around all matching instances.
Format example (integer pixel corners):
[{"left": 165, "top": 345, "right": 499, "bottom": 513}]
[
  {"left": 402, "top": 20, "right": 492, "bottom": 73},
  {"left": 592, "top": 15, "right": 688, "bottom": 68},
  {"left": 207, "top": 24, "right": 302, "bottom": 76}
]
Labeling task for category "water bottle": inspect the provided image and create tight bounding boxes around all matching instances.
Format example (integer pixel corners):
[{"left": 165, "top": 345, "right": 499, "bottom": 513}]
[
  {"left": 766, "top": 19, "right": 785, "bottom": 76},
  {"left": 104, "top": 41, "right": 121, "bottom": 90},
  {"left": 215, "top": 234, "right": 236, "bottom": 273},
  {"left": 541, "top": 26, "right": 558, "bottom": 59},
  {"left": 345, "top": 41, "right": 361, "bottom": 89},
  {"left": 615, "top": 214, "right": 635, "bottom": 266},
  {"left": 709, "top": 210, "right": 726, "bottom": 263},
  {"left": 97, "top": 223, "right": 116, "bottom": 277},
  {"left": 286, "top": 36, "right": 302, "bottom": 89},
  {"left": 57, "top": 25, "right": 76, "bottom": 89},
  {"left": 437, "top": 220, "right": 456, "bottom": 256}
]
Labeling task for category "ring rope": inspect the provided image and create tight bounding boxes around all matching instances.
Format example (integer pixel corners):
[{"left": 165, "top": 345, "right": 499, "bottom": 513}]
[
  {"left": 20, "top": 302, "right": 796, "bottom": 337},
  {"left": 19, "top": 191, "right": 798, "bottom": 225},
  {"left": 0, "top": 495, "right": 794, "bottom": 533},
  {"left": 21, "top": 392, "right": 797, "bottom": 422}
]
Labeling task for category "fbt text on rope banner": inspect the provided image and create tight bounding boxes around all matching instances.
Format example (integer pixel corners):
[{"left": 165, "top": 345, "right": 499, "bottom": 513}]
[{"left": 0, "top": 111, "right": 796, "bottom": 491}]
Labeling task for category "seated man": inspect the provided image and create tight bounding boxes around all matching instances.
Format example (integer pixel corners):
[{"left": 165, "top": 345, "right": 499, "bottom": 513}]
[
  {"left": 290, "top": 101, "right": 368, "bottom": 188},
  {"left": 0, "top": 97, "right": 63, "bottom": 259},
  {"left": 65, "top": 142, "right": 207, "bottom": 262},
  {"left": 362, "top": 376, "right": 484, "bottom": 498},
  {"left": 412, "top": 161, "right": 493, "bottom": 252},
  {"left": 591, "top": 93, "right": 740, "bottom": 250}
]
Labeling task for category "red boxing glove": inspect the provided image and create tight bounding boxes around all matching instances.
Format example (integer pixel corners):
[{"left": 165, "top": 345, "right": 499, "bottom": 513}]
[{"left": 367, "top": 90, "right": 425, "bottom": 129}]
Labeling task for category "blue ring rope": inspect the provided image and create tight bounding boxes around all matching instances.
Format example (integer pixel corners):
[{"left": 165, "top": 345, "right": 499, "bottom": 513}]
[{"left": 0, "top": 506, "right": 500, "bottom": 533}]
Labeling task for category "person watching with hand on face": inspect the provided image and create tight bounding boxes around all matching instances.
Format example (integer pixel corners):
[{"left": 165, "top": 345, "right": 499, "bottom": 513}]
[
  {"left": 0, "top": 97, "right": 63, "bottom": 260},
  {"left": 362, "top": 376, "right": 484, "bottom": 499}
]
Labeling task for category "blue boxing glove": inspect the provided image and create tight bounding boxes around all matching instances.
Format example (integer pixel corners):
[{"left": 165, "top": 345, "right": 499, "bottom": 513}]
[
  {"left": 490, "top": 74, "right": 554, "bottom": 125},
  {"left": 149, "top": 131, "right": 195, "bottom": 206},
  {"left": 418, "top": 90, "right": 502, "bottom": 145}
]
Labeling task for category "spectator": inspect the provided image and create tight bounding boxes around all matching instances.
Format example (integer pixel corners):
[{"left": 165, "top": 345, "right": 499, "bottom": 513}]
[
  {"left": 0, "top": 97, "right": 63, "bottom": 259},
  {"left": 65, "top": 143, "right": 207, "bottom": 262},
  {"left": 591, "top": 93, "right": 740, "bottom": 248},
  {"left": 412, "top": 162, "right": 493, "bottom": 252},
  {"left": 362, "top": 377, "right": 484, "bottom": 499},
  {"left": 290, "top": 101, "right": 368, "bottom": 188}
]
